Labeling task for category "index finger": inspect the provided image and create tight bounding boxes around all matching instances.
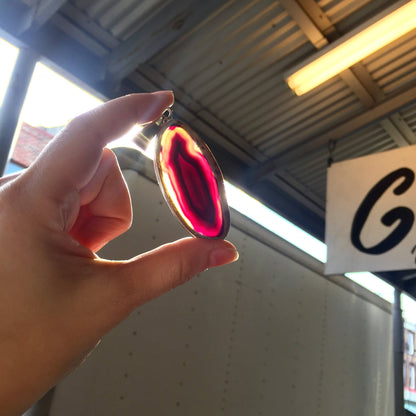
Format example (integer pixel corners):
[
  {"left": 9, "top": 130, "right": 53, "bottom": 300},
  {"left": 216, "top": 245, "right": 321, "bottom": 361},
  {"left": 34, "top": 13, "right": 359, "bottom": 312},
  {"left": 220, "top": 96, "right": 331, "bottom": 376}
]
[{"left": 31, "top": 91, "right": 174, "bottom": 198}]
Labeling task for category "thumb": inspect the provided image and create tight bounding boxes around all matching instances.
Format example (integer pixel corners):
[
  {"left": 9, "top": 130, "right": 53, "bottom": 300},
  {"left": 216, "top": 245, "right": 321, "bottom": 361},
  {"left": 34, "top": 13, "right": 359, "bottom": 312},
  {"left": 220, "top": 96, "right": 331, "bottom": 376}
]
[{"left": 110, "top": 238, "right": 239, "bottom": 307}]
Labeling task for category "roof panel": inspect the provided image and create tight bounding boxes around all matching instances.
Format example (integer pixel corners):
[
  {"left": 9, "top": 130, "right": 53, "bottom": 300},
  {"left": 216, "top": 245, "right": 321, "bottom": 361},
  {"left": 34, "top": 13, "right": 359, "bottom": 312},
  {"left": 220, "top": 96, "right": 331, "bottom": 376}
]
[
  {"left": 285, "top": 121, "right": 397, "bottom": 202},
  {"left": 363, "top": 29, "right": 416, "bottom": 95},
  {"left": 318, "top": 0, "right": 373, "bottom": 25},
  {"left": 400, "top": 101, "right": 416, "bottom": 132},
  {"left": 76, "top": 0, "right": 171, "bottom": 40}
]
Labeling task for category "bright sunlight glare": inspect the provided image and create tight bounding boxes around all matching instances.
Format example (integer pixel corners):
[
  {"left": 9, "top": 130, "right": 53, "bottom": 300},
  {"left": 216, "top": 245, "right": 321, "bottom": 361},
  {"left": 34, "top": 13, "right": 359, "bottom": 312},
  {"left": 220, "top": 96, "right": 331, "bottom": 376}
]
[
  {"left": 21, "top": 62, "right": 103, "bottom": 128},
  {"left": 345, "top": 272, "right": 395, "bottom": 303},
  {"left": 224, "top": 181, "right": 328, "bottom": 263},
  {"left": 226, "top": 181, "right": 398, "bottom": 304},
  {"left": 109, "top": 124, "right": 144, "bottom": 149},
  {"left": 402, "top": 294, "right": 416, "bottom": 324}
]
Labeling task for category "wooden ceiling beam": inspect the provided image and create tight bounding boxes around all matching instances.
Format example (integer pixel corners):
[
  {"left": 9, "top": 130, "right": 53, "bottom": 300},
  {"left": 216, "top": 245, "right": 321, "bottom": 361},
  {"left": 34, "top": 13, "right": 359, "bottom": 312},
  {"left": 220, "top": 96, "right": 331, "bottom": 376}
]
[
  {"left": 253, "top": 0, "right": 415, "bottom": 181},
  {"left": 296, "top": 0, "right": 337, "bottom": 37},
  {"left": 279, "top": 0, "right": 328, "bottom": 48},
  {"left": 281, "top": 0, "right": 381, "bottom": 106}
]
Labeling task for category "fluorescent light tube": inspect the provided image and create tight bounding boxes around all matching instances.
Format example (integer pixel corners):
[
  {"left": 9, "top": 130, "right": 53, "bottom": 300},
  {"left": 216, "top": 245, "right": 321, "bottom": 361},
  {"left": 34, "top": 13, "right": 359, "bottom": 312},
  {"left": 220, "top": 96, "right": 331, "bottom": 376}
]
[{"left": 286, "top": 0, "right": 416, "bottom": 95}]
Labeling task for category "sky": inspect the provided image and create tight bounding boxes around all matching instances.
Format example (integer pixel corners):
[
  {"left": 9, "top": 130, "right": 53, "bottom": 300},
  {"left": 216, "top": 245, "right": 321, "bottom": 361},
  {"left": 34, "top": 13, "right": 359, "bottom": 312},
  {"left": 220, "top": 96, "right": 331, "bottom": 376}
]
[
  {"left": 0, "top": 38, "right": 102, "bottom": 127},
  {"left": 0, "top": 36, "right": 415, "bottom": 323},
  {"left": 21, "top": 63, "right": 103, "bottom": 127}
]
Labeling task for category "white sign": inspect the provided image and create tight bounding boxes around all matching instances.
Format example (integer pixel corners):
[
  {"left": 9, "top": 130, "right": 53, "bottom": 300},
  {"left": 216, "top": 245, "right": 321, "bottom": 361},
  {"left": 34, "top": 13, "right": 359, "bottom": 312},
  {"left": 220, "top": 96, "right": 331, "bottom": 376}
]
[{"left": 325, "top": 145, "right": 416, "bottom": 274}]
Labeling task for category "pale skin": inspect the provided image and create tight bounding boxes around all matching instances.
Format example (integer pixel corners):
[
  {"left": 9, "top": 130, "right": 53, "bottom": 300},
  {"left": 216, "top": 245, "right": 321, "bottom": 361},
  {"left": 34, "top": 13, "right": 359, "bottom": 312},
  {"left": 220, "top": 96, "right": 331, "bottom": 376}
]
[{"left": 0, "top": 91, "right": 238, "bottom": 416}]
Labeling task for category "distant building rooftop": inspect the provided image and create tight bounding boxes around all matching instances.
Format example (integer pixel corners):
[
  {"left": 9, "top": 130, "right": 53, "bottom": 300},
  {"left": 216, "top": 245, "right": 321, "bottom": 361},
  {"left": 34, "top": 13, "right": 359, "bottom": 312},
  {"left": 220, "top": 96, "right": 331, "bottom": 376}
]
[{"left": 11, "top": 122, "right": 54, "bottom": 168}]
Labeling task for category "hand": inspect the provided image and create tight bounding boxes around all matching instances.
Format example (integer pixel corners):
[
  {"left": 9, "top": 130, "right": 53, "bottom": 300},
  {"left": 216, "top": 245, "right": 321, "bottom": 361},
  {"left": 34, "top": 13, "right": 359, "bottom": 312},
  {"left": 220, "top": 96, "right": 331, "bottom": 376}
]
[{"left": 0, "top": 92, "right": 238, "bottom": 416}]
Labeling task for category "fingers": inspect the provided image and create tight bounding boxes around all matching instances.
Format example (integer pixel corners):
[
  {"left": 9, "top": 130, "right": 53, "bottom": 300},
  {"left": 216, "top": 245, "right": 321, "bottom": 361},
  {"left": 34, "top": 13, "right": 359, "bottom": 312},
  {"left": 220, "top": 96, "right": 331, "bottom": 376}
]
[
  {"left": 110, "top": 238, "right": 239, "bottom": 307},
  {"left": 29, "top": 92, "right": 174, "bottom": 201},
  {"left": 0, "top": 171, "right": 22, "bottom": 187},
  {"left": 68, "top": 148, "right": 132, "bottom": 252}
]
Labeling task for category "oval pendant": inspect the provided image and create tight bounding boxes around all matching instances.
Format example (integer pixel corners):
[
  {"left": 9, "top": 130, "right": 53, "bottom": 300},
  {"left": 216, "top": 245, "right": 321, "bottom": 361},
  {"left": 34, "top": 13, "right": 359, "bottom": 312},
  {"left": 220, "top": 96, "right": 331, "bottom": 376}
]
[{"left": 154, "top": 119, "right": 230, "bottom": 239}]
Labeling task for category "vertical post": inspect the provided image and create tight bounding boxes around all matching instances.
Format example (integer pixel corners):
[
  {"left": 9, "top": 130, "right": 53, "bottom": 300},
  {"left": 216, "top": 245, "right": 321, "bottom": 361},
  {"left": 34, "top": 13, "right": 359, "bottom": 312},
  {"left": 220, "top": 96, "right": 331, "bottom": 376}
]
[
  {"left": 0, "top": 46, "right": 37, "bottom": 175},
  {"left": 393, "top": 288, "right": 405, "bottom": 416}
]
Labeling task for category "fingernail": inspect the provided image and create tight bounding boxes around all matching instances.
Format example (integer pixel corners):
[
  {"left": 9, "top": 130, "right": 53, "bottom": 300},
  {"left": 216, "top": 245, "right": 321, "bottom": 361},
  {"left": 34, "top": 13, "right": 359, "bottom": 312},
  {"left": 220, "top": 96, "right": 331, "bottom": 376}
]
[
  {"left": 208, "top": 246, "right": 239, "bottom": 268},
  {"left": 151, "top": 90, "right": 174, "bottom": 102}
]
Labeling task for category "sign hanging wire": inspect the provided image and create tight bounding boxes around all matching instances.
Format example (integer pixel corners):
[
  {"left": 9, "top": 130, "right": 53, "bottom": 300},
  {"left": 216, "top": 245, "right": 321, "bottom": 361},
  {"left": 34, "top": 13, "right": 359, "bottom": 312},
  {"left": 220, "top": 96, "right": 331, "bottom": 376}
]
[{"left": 327, "top": 139, "right": 337, "bottom": 168}]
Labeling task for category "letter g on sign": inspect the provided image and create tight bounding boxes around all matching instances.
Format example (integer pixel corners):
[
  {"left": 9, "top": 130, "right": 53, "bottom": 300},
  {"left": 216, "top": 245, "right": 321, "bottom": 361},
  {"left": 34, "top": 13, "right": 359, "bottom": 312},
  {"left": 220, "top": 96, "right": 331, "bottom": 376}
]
[{"left": 351, "top": 167, "right": 414, "bottom": 255}]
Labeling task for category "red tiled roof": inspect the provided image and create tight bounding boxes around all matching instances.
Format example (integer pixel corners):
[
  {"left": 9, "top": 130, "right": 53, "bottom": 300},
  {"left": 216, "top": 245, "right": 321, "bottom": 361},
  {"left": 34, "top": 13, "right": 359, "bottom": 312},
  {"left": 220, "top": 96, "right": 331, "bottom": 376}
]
[{"left": 11, "top": 122, "right": 53, "bottom": 168}]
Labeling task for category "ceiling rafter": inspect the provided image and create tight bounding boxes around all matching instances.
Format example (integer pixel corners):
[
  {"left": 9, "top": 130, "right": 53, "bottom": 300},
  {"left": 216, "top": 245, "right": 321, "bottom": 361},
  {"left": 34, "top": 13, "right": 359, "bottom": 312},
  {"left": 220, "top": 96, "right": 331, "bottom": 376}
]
[
  {"left": 249, "top": 0, "right": 416, "bottom": 182},
  {"left": 0, "top": 1, "right": 105, "bottom": 91},
  {"left": 247, "top": 82, "right": 416, "bottom": 183},
  {"left": 293, "top": 0, "right": 416, "bottom": 148},
  {"left": 61, "top": 2, "right": 119, "bottom": 49},
  {"left": 296, "top": 0, "right": 337, "bottom": 37},
  {"left": 18, "top": 0, "right": 67, "bottom": 33},
  {"left": 280, "top": 0, "right": 381, "bottom": 106}
]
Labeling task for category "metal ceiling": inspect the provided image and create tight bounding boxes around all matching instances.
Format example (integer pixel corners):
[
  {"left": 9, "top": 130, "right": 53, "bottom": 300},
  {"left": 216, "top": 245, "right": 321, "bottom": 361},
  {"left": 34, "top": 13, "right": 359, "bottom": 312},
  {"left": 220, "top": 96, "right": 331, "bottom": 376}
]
[{"left": 1, "top": 0, "right": 416, "bottom": 295}]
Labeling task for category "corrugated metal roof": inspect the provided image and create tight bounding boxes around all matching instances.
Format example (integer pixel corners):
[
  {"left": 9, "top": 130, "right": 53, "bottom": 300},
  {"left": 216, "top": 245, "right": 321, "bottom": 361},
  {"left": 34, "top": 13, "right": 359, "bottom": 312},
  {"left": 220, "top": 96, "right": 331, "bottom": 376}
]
[
  {"left": 402, "top": 100, "right": 416, "bottom": 130},
  {"left": 363, "top": 29, "right": 416, "bottom": 95},
  {"left": 72, "top": 0, "right": 171, "bottom": 42},
  {"left": 285, "top": 122, "right": 397, "bottom": 204},
  {"left": 318, "top": 0, "right": 374, "bottom": 24}
]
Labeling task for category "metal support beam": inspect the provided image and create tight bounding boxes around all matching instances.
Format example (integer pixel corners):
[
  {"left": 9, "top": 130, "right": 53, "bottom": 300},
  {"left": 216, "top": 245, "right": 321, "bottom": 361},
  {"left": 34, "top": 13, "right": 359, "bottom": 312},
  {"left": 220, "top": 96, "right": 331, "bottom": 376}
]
[
  {"left": 296, "top": 0, "right": 336, "bottom": 37},
  {"left": 380, "top": 119, "right": 414, "bottom": 147},
  {"left": 281, "top": 0, "right": 381, "bottom": 106},
  {"left": 0, "top": 2, "right": 105, "bottom": 91},
  {"left": 19, "top": 0, "right": 67, "bottom": 33},
  {"left": 0, "top": 47, "right": 38, "bottom": 175},
  {"left": 279, "top": 0, "right": 414, "bottom": 152},
  {"left": 393, "top": 289, "right": 405, "bottom": 416},
  {"left": 279, "top": 0, "right": 328, "bottom": 48}
]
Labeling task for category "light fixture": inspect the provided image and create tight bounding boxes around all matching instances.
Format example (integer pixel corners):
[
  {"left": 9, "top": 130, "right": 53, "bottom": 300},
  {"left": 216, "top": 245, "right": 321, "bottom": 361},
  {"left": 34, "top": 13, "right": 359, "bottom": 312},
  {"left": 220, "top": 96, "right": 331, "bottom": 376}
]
[{"left": 285, "top": 0, "right": 416, "bottom": 95}]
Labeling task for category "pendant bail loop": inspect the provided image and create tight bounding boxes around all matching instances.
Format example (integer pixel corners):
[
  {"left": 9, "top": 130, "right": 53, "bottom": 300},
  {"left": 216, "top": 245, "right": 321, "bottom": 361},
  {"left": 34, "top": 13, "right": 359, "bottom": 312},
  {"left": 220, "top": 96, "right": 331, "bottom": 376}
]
[{"left": 133, "top": 106, "right": 173, "bottom": 148}]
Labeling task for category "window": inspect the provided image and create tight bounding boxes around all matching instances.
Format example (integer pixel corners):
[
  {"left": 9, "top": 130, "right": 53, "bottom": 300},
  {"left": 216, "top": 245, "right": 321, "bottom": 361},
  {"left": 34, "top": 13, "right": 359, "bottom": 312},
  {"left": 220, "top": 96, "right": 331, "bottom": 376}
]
[
  {"left": 410, "top": 365, "right": 416, "bottom": 391},
  {"left": 405, "top": 363, "right": 408, "bottom": 387},
  {"left": 408, "top": 333, "right": 415, "bottom": 355},
  {"left": 4, "top": 60, "right": 103, "bottom": 175}
]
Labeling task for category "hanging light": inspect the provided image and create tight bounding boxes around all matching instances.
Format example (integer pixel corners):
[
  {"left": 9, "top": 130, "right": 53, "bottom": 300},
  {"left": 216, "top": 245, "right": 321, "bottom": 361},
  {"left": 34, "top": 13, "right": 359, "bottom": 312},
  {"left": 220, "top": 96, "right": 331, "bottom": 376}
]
[{"left": 285, "top": 0, "right": 416, "bottom": 95}]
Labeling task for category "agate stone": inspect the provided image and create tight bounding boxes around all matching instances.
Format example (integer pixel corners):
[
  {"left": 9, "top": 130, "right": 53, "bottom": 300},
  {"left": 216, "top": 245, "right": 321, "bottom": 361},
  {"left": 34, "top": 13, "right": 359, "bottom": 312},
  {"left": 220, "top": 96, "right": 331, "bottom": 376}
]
[{"left": 155, "top": 122, "right": 229, "bottom": 239}]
